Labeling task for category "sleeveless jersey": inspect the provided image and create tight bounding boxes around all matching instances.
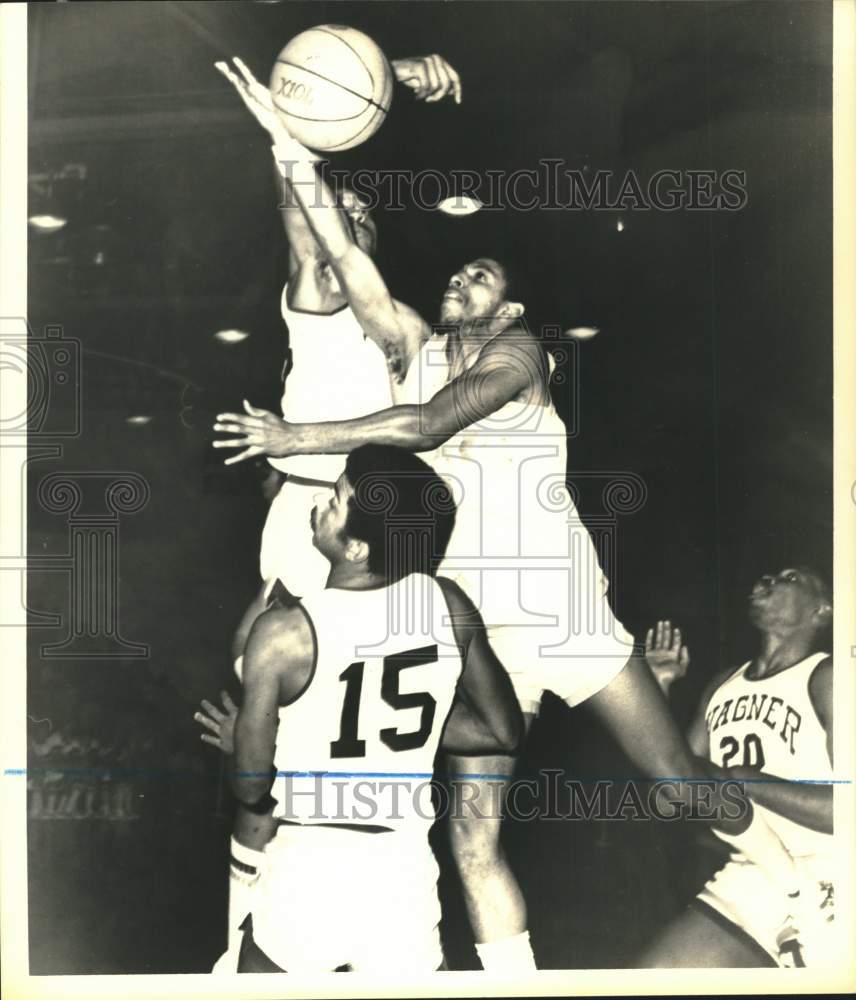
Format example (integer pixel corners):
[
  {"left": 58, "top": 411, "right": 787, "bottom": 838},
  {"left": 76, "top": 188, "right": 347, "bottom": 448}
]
[
  {"left": 404, "top": 336, "right": 574, "bottom": 625},
  {"left": 269, "top": 284, "right": 394, "bottom": 483},
  {"left": 705, "top": 652, "right": 832, "bottom": 859},
  {"left": 270, "top": 574, "right": 463, "bottom": 832}
]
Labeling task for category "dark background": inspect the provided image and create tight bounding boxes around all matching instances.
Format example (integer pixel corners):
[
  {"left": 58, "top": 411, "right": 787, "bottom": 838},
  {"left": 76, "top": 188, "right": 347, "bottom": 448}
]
[{"left": 25, "top": 0, "right": 831, "bottom": 973}]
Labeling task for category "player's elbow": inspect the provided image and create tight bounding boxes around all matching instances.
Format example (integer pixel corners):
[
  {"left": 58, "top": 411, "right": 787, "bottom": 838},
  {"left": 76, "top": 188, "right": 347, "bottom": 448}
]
[
  {"left": 416, "top": 404, "right": 454, "bottom": 448},
  {"left": 491, "top": 705, "right": 523, "bottom": 754}
]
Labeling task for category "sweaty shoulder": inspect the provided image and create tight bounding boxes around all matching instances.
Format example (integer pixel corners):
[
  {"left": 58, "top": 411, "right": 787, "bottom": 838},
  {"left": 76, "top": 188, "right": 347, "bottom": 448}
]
[
  {"left": 479, "top": 325, "right": 548, "bottom": 393},
  {"left": 436, "top": 576, "right": 482, "bottom": 654},
  {"left": 244, "top": 605, "right": 317, "bottom": 703}
]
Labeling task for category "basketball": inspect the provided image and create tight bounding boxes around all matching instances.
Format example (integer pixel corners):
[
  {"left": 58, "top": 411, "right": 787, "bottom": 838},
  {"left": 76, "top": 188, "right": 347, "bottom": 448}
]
[{"left": 269, "top": 25, "right": 393, "bottom": 152}]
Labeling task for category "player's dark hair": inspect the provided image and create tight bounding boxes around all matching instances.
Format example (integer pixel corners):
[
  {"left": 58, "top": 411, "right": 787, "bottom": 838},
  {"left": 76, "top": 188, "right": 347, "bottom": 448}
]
[
  {"left": 494, "top": 258, "right": 526, "bottom": 307},
  {"left": 343, "top": 444, "right": 456, "bottom": 581}
]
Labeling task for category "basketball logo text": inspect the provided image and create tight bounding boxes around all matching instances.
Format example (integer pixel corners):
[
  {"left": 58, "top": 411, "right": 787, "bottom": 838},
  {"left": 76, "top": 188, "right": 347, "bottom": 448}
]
[
  {"left": 705, "top": 694, "right": 802, "bottom": 756},
  {"left": 277, "top": 77, "right": 315, "bottom": 106}
]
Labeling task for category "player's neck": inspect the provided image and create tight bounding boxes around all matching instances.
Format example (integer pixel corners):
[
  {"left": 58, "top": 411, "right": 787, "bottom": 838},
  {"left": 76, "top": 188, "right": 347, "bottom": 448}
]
[
  {"left": 460, "top": 314, "right": 515, "bottom": 343},
  {"left": 325, "top": 563, "right": 386, "bottom": 591},
  {"left": 750, "top": 629, "right": 817, "bottom": 677}
]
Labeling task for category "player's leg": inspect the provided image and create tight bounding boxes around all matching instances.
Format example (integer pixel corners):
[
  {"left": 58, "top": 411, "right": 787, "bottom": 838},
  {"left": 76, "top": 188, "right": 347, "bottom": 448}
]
[
  {"left": 637, "top": 902, "right": 775, "bottom": 968},
  {"left": 446, "top": 720, "right": 536, "bottom": 973},
  {"left": 584, "top": 655, "right": 800, "bottom": 887},
  {"left": 212, "top": 587, "right": 278, "bottom": 973}
]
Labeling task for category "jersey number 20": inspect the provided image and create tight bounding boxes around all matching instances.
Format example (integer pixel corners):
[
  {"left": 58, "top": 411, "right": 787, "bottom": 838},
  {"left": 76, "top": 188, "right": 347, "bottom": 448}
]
[{"left": 330, "top": 645, "right": 438, "bottom": 758}]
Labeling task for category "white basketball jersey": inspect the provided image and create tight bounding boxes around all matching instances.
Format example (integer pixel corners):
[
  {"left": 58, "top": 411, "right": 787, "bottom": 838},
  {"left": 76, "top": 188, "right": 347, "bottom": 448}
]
[
  {"left": 409, "top": 336, "right": 575, "bottom": 625},
  {"left": 705, "top": 652, "right": 833, "bottom": 859},
  {"left": 269, "top": 284, "right": 393, "bottom": 482},
  {"left": 271, "top": 574, "right": 463, "bottom": 831}
]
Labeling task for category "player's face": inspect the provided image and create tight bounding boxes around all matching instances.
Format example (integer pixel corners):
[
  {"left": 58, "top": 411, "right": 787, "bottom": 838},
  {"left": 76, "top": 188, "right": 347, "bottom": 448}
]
[
  {"left": 310, "top": 474, "right": 353, "bottom": 561},
  {"left": 747, "top": 567, "right": 827, "bottom": 630},
  {"left": 440, "top": 258, "right": 509, "bottom": 323}
]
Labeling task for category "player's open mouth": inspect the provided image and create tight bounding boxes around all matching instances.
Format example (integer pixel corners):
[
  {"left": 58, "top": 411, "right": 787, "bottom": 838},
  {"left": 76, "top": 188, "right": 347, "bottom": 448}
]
[{"left": 443, "top": 290, "right": 463, "bottom": 302}]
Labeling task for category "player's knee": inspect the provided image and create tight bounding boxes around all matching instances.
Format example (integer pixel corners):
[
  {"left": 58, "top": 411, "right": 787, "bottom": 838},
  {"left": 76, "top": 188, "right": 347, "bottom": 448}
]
[{"left": 448, "top": 816, "right": 503, "bottom": 872}]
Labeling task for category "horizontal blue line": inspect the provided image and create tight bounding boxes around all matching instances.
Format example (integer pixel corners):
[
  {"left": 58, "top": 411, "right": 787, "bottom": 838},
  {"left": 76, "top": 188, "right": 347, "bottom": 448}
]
[{"left": 4, "top": 767, "right": 849, "bottom": 785}]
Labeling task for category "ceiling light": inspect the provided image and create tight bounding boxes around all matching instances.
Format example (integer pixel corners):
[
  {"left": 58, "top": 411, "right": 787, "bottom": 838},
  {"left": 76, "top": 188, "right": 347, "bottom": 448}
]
[
  {"left": 126, "top": 415, "right": 152, "bottom": 425},
  {"left": 214, "top": 329, "right": 250, "bottom": 344},
  {"left": 29, "top": 214, "right": 67, "bottom": 232},
  {"left": 437, "top": 196, "right": 482, "bottom": 216}
]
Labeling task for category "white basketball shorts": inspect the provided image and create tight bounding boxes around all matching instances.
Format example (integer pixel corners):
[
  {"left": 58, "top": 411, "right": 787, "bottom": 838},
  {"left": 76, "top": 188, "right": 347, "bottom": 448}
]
[
  {"left": 250, "top": 824, "right": 444, "bottom": 973},
  {"left": 697, "top": 853, "right": 835, "bottom": 967},
  {"left": 443, "top": 523, "right": 635, "bottom": 715}
]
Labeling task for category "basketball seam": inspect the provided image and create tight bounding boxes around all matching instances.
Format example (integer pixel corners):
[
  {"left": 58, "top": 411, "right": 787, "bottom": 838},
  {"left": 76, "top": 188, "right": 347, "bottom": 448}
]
[
  {"left": 313, "top": 26, "right": 376, "bottom": 90},
  {"left": 323, "top": 104, "right": 386, "bottom": 150},
  {"left": 271, "top": 94, "right": 370, "bottom": 125},
  {"left": 275, "top": 58, "right": 390, "bottom": 115}
]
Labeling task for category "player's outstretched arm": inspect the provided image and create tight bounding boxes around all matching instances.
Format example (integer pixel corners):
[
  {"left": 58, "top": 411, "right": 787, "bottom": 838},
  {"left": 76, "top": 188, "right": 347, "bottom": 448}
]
[
  {"left": 437, "top": 577, "right": 522, "bottom": 755},
  {"left": 212, "top": 329, "right": 537, "bottom": 464},
  {"left": 229, "top": 607, "right": 314, "bottom": 807},
  {"left": 215, "top": 58, "right": 319, "bottom": 276},
  {"left": 270, "top": 138, "right": 430, "bottom": 369}
]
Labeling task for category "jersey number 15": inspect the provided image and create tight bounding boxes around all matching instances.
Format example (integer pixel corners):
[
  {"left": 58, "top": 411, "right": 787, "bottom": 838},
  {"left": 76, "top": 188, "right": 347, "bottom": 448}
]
[{"left": 330, "top": 645, "right": 438, "bottom": 758}]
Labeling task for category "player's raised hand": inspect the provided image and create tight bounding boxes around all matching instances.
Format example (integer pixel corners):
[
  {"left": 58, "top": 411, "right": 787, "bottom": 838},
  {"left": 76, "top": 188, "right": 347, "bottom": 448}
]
[
  {"left": 195, "top": 691, "right": 239, "bottom": 754},
  {"left": 644, "top": 619, "right": 690, "bottom": 694},
  {"left": 392, "top": 55, "right": 462, "bottom": 104},
  {"left": 213, "top": 399, "right": 296, "bottom": 466},
  {"left": 215, "top": 56, "right": 291, "bottom": 140}
]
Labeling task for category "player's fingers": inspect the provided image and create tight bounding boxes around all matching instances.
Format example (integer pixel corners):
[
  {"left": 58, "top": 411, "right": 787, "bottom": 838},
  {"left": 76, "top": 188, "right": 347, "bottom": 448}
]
[
  {"left": 243, "top": 399, "right": 269, "bottom": 417},
  {"left": 398, "top": 73, "right": 423, "bottom": 93},
  {"left": 194, "top": 712, "right": 220, "bottom": 735},
  {"left": 221, "top": 691, "right": 238, "bottom": 714},
  {"left": 446, "top": 62, "right": 462, "bottom": 104},
  {"left": 213, "top": 421, "right": 253, "bottom": 434},
  {"left": 655, "top": 619, "right": 664, "bottom": 648},
  {"left": 680, "top": 646, "right": 690, "bottom": 670},
  {"left": 215, "top": 415, "right": 263, "bottom": 429},
  {"left": 212, "top": 438, "right": 252, "bottom": 450},
  {"left": 425, "top": 56, "right": 450, "bottom": 102},
  {"left": 644, "top": 627, "right": 653, "bottom": 652},
  {"left": 424, "top": 55, "right": 441, "bottom": 99},
  {"left": 224, "top": 446, "right": 262, "bottom": 466},
  {"left": 233, "top": 57, "right": 258, "bottom": 89},
  {"left": 672, "top": 626, "right": 682, "bottom": 651},
  {"left": 200, "top": 699, "right": 224, "bottom": 721},
  {"left": 215, "top": 411, "right": 255, "bottom": 424},
  {"left": 200, "top": 734, "right": 222, "bottom": 748},
  {"left": 215, "top": 62, "right": 243, "bottom": 87}
]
